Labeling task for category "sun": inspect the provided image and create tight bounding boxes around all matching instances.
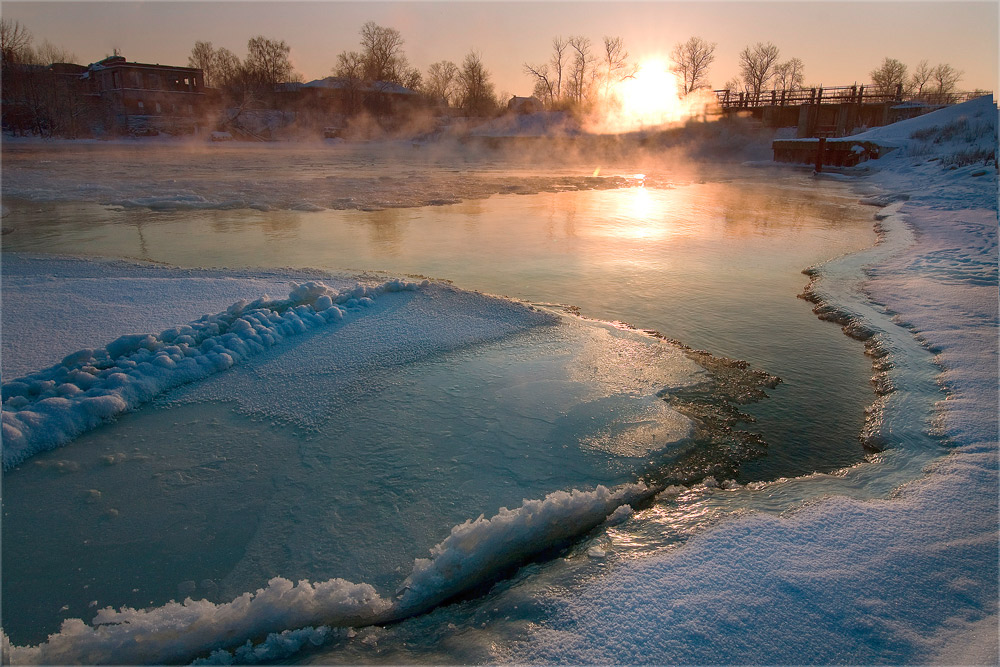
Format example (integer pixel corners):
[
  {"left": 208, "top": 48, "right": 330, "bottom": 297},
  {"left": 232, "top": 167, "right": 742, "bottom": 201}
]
[{"left": 617, "top": 59, "right": 685, "bottom": 130}]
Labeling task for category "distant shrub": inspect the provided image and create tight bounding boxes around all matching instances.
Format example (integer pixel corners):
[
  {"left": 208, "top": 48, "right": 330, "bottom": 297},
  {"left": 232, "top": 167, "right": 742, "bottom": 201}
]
[
  {"left": 910, "top": 117, "right": 995, "bottom": 145},
  {"left": 940, "top": 146, "right": 996, "bottom": 168}
]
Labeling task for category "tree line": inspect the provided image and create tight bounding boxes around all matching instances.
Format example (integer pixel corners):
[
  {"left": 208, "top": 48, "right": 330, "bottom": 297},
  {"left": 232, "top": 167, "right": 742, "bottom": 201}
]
[
  {"left": 1, "top": 18, "right": 90, "bottom": 136},
  {"left": 186, "top": 23, "right": 501, "bottom": 118},
  {"left": 1, "top": 15, "right": 980, "bottom": 136}
]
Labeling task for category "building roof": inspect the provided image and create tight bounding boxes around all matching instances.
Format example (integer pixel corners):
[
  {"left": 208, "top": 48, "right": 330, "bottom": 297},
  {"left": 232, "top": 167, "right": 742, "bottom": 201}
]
[
  {"left": 88, "top": 55, "right": 201, "bottom": 74},
  {"left": 282, "top": 77, "right": 419, "bottom": 96}
]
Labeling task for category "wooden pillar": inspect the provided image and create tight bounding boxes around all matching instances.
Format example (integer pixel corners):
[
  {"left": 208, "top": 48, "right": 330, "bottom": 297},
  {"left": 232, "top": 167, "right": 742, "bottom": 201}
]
[{"left": 815, "top": 137, "right": 826, "bottom": 172}]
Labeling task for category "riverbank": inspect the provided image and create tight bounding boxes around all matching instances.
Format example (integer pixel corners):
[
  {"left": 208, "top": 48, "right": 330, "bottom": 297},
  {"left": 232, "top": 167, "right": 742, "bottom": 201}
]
[{"left": 506, "top": 96, "right": 998, "bottom": 664}]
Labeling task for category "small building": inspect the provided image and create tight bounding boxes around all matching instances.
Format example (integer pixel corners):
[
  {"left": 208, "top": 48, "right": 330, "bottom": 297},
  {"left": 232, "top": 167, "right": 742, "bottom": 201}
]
[
  {"left": 507, "top": 96, "right": 544, "bottom": 114},
  {"left": 85, "top": 55, "right": 207, "bottom": 135}
]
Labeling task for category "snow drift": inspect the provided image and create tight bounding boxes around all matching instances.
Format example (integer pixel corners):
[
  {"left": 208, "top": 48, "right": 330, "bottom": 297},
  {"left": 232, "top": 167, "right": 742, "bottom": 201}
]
[{"left": 1, "top": 279, "right": 426, "bottom": 469}]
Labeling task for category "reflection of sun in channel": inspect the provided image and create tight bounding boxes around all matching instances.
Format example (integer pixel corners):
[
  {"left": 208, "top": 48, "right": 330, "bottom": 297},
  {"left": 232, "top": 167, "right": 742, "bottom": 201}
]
[
  {"left": 629, "top": 183, "right": 654, "bottom": 221},
  {"left": 619, "top": 59, "right": 684, "bottom": 128}
]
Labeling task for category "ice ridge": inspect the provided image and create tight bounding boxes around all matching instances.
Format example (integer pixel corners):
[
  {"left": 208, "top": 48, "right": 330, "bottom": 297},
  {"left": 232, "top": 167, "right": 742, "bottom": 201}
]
[
  {"left": 1, "top": 279, "right": 426, "bottom": 470},
  {"left": 2, "top": 483, "right": 651, "bottom": 665}
]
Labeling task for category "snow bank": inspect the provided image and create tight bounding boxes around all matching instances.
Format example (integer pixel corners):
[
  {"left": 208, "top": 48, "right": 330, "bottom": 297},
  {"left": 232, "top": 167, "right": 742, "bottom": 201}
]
[
  {"left": 3, "top": 483, "right": 648, "bottom": 665},
  {"left": 1, "top": 256, "right": 317, "bottom": 378},
  {"left": 508, "top": 97, "right": 998, "bottom": 664},
  {"left": 192, "top": 626, "right": 337, "bottom": 665},
  {"left": 849, "top": 94, "right": 995, "bottom": 149},
  {"left": 1, "top": 278, "right": 426, "bottom": 469},
  {"left": 3, "top": 577, "right": 391, "bottom": 666},
  {"left": 395, "top": 483, "right": 650, "bottom": 615}
]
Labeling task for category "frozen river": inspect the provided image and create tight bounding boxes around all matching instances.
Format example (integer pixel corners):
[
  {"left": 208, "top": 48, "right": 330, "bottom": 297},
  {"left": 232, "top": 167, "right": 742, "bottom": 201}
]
[{"left": 0, "top": 141, "right": 944, "bottom": 663}]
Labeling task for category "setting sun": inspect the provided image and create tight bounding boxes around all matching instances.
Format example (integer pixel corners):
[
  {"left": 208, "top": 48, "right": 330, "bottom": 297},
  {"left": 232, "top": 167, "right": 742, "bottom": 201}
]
[{"left": 619, "top": 59, "right": 686, "bottom": 129}]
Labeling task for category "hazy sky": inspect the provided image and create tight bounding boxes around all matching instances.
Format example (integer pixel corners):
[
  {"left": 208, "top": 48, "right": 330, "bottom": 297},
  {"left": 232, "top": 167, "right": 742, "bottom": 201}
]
[{"left": 4, "top": 1, "right": 997, "bottom": 95}]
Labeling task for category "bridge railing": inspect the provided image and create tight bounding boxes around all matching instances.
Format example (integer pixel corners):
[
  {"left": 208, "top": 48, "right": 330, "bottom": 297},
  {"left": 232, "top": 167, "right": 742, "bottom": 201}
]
[{"left": 713, "top": 85, "right": 992, "bottom": 109}]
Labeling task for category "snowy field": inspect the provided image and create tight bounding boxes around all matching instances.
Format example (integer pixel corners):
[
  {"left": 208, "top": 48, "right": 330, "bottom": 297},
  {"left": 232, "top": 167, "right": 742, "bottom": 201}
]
[{"left": 2, "top": 97, "right": 997, "bottom": 664}]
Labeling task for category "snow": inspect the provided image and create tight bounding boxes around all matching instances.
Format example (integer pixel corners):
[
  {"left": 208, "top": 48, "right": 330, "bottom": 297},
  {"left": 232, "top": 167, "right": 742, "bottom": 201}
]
[
  {"left": 506, "top": 96, "right": 998, "bottom": 664},
  {"left": 1, "top": 270, "right": 429, "bottom": 469},
  {"left": 1, "top": 256, "right": 318, "bottom": 379}
]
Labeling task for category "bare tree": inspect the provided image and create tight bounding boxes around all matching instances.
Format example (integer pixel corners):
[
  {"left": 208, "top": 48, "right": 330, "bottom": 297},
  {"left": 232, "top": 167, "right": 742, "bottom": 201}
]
[
  {"left": 425, "top": 60, "right": 459, "bottom": 106},
  {"left": 738, "top": 41, "right": 780, "bottom": 101},
  {"left": 33, "top": 40, "right": 76, "bottom": 65},
  {"left": 245, "top": 35, "right": 298, "bottom": 87},
  {"left": 550, "top": 37, "right": 568, "bottom": 102},
  {"left": 909, "top": 59, "right": 933, "bottom": 98},
  {"left": 212, "top": 47, "right": 243, "bottom": 88},
  {"left": 670, "top": 36, "right": 716, "bottom": 96},
  {"left": 0, "top": 18, "right": 32, "bottom": 65},
  {"left": 457, "top": 50, "right": 496, "bottom": 116},
  {"left": 188, "top": 41, "right": 216, "bottom": 87},
  {"left": 401, "top": 66, "right": 422, "bottom": 91},
  {"left": 523, "top": 61, "right": 556, "bottom": 106},
  {"left": 931, "top": 63, "right": 963, "bottom": 97},
  {"left": 869, "top": 57, "right": 907, "bottom": 98},
  {"left": 601, "top": 36, "right": 636, "bottom": 97},
  {"left": 567, "top": 35, "right": 596, "bottom": 105},
  {"left": 773, "top": 57, "right": 804, "bottom": 92},
  {"left": 358, "top": 21, "right": 408, "bottom": 84},
  {"left": 334, "top": 50, "right": 366, "bottom": 115}
]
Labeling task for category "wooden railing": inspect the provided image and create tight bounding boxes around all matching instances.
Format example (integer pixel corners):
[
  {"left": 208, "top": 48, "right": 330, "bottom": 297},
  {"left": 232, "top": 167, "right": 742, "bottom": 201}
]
[{"left": 713, "top": 85, "right": 991, "bottom": 109}]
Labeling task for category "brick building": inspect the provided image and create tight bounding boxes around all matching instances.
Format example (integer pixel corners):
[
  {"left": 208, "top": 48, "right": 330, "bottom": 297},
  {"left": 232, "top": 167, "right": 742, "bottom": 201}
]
[{"left": 84, "top": 55, "right": 208, "bottom": 134}]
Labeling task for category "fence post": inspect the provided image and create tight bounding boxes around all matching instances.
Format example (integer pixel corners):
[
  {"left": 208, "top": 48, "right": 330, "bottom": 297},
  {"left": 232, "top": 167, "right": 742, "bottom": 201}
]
[
  {"left": 817, "top": 87, "right": 823, "bottom": 104},
  {"left": 810, "top": 88, "right": 816, "bottom": 105},
  {"left": 815, "top": 137, "right": 826, "bottom": 173}
]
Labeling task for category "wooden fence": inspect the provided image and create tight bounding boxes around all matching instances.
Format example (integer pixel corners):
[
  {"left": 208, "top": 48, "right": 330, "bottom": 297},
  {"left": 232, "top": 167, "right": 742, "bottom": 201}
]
[{"left": 714, "top": 84, "right": 991, "bottom": 110}]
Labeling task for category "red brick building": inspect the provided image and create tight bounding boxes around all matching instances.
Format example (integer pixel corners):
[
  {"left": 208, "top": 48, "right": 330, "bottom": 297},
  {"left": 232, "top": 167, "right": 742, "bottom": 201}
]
[{"left": 85, "top": 55, "right": 208, "bottom": 134}]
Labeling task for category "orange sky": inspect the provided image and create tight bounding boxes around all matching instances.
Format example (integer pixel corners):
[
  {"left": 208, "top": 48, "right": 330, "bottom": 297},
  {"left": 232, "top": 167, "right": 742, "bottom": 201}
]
[{"left": 4, "top": 1, "right": 997, "bottom": 95}]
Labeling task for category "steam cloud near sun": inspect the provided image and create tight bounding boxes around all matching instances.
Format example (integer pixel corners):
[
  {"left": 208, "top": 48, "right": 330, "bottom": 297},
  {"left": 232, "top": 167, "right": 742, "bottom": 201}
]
[{"left": 585, "top": 59, "right": 718, "bottom": 134}]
